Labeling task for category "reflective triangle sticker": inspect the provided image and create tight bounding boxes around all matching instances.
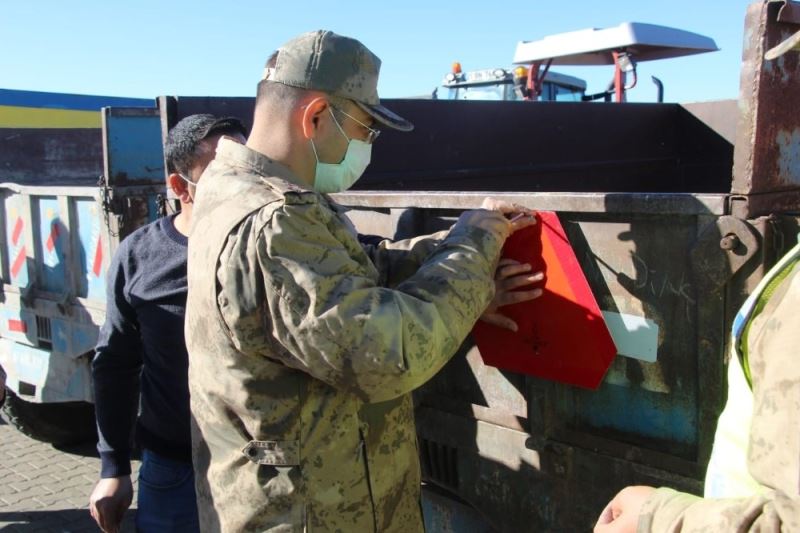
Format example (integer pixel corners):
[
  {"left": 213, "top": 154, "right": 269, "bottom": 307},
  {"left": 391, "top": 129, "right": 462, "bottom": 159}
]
[{"left": 472, "top": 211, "right": 617, "bottom": 390}]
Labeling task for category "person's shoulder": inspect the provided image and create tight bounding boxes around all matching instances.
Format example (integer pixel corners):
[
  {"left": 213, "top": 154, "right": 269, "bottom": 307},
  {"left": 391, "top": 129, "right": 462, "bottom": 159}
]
[
  {"left": 128, "top": 217, "right": 168, "bottom": 240},
  {"left": 115, "top": 217, "right": 172, "bottom": 255}
]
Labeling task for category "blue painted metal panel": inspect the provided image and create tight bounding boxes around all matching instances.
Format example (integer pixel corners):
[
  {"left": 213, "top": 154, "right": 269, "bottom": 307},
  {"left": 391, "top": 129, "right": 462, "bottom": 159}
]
[
  {"left": 71, "top": 322, "right": 99, "bottom": 357},
  {"left": 48, "top": 318, "right": 98, "bottom": 359},
  {"left": 50, "top": 317, "right": 69, "bottom": 355},
  {"left": 422, "top": 488, "right": 492, "bottom": 532},
  {"left": 0, "top": 340, "right": 94, "bottom": 402},
  {"left": 65, "top": 363, "right": 90, "bottom": 401},
  {"left": 0, "top": 88, "right": 151, "bottom": 112},
  {"left": 568, "top": 382, "right": 697, "bottom": 446},
  {"left": 106, "top": 113, "right": 165, "bottom": 183},
  {"left": 74, "top": 198, "right": 106, "bottom": 301},
  {"left": 8, "top": 342, "right": 50, "bottom": 390},
  {"left": 35, "top": 197, "right": 67, "bottom": 294}
]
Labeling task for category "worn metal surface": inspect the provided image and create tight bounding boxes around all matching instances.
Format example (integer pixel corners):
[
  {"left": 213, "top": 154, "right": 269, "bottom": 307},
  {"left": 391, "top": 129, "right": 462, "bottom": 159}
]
[
  {"left": 159, "top": 95, "right": 256, "bottom": 134},
  {"left": 160, "top": 96, "right": 733, "bottom": 194},
  {"left": 0, "top": 110, "right": 165, "bottom": 406},
  {"left": 732, "top": 0, "right": 800, "bottom": 217},
  {"left": 0, "top": 187, "right": 111, "bottom": 305},
  {"left": 776, "top": 0, "right": 800, "bottom": 24},
  {"left": 690, "top": 215, "right": 762, "bottom": 291},
  {"left": 382, "top": 204, "right": 727, "bottom": 530},
  {"left": 356, "top": 100, "right": 732, "bottom": 194},
  {"left": 335, "top": 191, "right": 727, "bottom": 215},
  {"left": 100, "top": 108, "right": 167, "bottom": 240},
  {"left": 102, "top": 107, "right": 164, "bottom": 186},
  {"left": 0, "top": 186, "right": 110, "bottom": 403},
  {"left": 0, "top": 129, "right": 102, "bottom": 186},
  {"left": 681, "top": 100, "right": 738, "bottom": 145},
  {"left": 422, "top": 485, "right": 493, "bottom": 533}
]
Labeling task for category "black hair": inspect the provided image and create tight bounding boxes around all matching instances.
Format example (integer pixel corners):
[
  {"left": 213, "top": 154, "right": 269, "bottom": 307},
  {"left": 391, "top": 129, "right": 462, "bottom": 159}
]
[{"left": 164, "top": 114, "right": 247, "bottom": 174}]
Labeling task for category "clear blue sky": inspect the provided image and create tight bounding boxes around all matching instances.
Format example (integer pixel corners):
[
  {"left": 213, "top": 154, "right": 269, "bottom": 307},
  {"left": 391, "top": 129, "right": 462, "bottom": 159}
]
[{"left": 1, "top": 0, "right": 755, "bottom": 104}]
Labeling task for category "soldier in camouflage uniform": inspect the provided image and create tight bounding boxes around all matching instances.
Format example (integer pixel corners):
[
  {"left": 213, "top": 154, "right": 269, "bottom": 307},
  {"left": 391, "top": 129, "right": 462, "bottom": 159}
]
[
  {"left": 593, "top": 32, "right": 800, "bottom": 533},
  {"left": 185, "top": 30, "right": 540, "bottom": 532},
  {"left": 595, "top": 248, "right": 800, "bottom": 533}
]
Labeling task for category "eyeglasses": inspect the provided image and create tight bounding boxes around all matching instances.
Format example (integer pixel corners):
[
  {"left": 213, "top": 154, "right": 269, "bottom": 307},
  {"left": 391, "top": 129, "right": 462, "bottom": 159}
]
[{"left": 331, "top": 105, "right": 381, "bottom": 144}]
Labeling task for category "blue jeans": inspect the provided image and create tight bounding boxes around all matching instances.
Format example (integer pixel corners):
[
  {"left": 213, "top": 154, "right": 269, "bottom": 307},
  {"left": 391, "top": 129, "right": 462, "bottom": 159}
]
[{"left": 136, "top": 449, "right": 200, "bottom": 532}]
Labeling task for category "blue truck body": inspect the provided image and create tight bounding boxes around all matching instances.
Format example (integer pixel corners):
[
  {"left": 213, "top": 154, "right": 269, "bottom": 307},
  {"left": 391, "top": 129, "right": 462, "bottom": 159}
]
[{"left": 0, "top": 91, "right": 163, "bottom": 404}]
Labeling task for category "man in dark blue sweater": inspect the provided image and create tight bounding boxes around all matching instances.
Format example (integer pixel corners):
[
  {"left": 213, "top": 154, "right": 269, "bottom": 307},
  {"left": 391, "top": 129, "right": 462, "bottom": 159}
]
[{"left": 88, "top": 114, "right": 247, "bottom": 533}]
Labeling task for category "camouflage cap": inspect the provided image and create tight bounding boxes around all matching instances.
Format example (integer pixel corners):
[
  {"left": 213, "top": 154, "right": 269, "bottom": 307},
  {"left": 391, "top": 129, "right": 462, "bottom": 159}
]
[
  {"left": 262, "top": 30, "right": 413, "bottom": 132},
  {"left": 766, "top": 28, "right": 800, "bottom": 60}
]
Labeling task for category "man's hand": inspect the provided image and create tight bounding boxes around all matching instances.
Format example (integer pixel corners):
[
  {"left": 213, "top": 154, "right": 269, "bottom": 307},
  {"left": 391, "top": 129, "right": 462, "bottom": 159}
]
[
  {"left": 480, "top": 259, "right": 544, "bottom": 331},
  {"left": 89, "top": 476, "right": 133, "bottom": 533},
  {"left": 594, "top": 485, "right": 656, "bottom": 533},
  {"left": 457, "top": 199, "right": 537, "bottom": 241},
  {"left": 481, "top": 198, "right": 538, "bottom": 236}
]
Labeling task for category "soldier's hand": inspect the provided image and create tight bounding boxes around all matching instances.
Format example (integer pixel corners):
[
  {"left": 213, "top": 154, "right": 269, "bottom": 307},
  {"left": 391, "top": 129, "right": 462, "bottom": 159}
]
[
  {"left": 481, "top": 198, "right": 537, "bottom": 235},
  {"left": 594, "top": 485, "right": 656, "bottom": 533},
  {"left": 89, "top": 476, "right": 133, "bottom": 533},
  {"left": 480, "top": 259, "right": 544, "bottom": 331},
  {"left": 457, "top": 199, "right": 536, "bottom": 240}
]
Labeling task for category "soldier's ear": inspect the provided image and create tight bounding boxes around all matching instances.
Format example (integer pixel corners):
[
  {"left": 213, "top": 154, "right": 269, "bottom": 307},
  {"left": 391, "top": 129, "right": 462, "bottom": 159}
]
[{"left": 301, "top": 97, "right": 329, "bottom": 140}]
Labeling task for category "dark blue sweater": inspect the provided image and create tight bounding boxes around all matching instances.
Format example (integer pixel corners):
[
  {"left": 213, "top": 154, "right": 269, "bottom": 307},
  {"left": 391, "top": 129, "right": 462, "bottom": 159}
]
[{"left": 92, "top": 214, "right": 190, "bottom": 478}]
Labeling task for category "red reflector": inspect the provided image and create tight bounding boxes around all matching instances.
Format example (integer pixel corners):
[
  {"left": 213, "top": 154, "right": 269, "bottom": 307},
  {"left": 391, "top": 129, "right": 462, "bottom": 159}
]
[
  {"left": 8, "top": 319, "right": 27, "bottom": 333},
  {"left": 472, "top": 211, "right": 617, "bottom": 390}
]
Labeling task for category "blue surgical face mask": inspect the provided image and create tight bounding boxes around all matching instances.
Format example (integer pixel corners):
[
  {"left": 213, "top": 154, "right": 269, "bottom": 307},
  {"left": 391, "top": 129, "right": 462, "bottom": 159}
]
[{"left": 311, "top": 108, "right": 372, "bottom": 194}]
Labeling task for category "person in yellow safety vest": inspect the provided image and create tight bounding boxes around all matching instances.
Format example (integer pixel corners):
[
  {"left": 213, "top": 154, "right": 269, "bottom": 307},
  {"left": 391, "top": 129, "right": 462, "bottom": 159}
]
[{"left": 594, "top": 32, "right": 800, "bottom": 533}]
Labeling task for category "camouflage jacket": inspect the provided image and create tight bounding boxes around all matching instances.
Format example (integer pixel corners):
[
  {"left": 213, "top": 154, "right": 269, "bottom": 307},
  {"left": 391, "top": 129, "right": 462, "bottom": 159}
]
[
  {"left": 638, "top": 260, "right": 800, "bottom": 532},
  {"left": 186, "top": 140, "right": 504, "bottom": 532}
]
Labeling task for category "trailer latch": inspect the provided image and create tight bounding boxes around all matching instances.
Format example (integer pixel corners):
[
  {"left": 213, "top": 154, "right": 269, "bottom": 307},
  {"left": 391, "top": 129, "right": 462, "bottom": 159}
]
[{"left": 690, "top": 216, "right": 760, "bottom": 291}]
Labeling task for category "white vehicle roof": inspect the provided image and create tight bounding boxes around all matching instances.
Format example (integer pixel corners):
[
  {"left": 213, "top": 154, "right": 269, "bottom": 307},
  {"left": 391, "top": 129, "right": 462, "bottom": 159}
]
[{"left": 513, "top": 22, "right": 718, "bottom": 65}]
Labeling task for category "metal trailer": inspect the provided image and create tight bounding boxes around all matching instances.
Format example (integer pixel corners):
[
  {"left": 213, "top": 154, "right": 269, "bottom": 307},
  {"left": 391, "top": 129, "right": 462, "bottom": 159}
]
[
  {"left": 154, "top": 2, "right": 800, "bottom": 530},
  {"left": 0, "top": 102, "right": 165, "bottom": 444}
]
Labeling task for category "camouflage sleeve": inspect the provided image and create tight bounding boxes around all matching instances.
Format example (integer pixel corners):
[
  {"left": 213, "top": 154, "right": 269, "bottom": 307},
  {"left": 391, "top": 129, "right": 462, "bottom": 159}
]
[
  {"left": 638, "top": 267, "right": 800, "bottom": 532},
  {"left": 360, "top": 231, "right": 448, "bottom": 288},
  {"left": 222, "top": 200, "right": 503, "bottom": 403},
  {"left": 638, "top": 488, "right": 800, "bottom": 532}
]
